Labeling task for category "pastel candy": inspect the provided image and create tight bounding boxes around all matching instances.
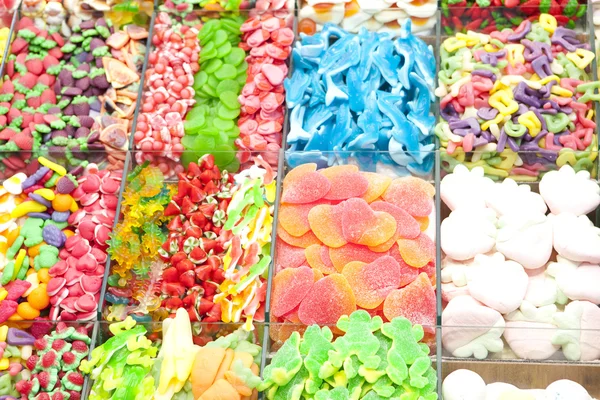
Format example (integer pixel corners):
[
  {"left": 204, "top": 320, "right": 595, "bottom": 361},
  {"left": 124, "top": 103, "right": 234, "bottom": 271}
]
[
  {"left": 441, "top": 256, "right": 478, "bottom": 288},
  {"left": 382, "top": 177, "right": 435, "bottom": 218},
  {"left": 359, "top": 172, "right": 392, "bottom": 203},
  {"left": 551, "top": 213, "right": 600, "bottom": 263},
  {"left": 441, "top": 208, "right": 497, "bottom": 261},
  {"left": 442, "top": 369, "right": 487, "bottom": 400},
  {"left": 524, "top": 267, "right": 562, "bottom": 307},
  {"left": 340, "top": 198, "right": 396, "bottom": 247},
  {"left": 467, "top": 253, "right": 529, "bottom": 314},
  {"left": 396, "top": 232, "right": 435, "bottom": 268},
  {"left": 369, "top": 201, "right": 420, "bottom": 252},
  {"left": 305, "top": 244, "right": 337, "bottom": 275},
  {"left": 442, "top": 296, "right": 505, "bottom": 359},
  {"left": 552, "top": 300, "right": 600, "bottom": 361},
  {"left": 486, "top": 382, "right": 519, "bottom": 400},
  {"left": 505, "top": 301, "right": 558, "bottom": 325},
  {"left": 342, "top": 256, "right": 401, "bottom": 309},
  {"left": 383, "top": 273, "right": 436, "bottom": 332},
  {"left": 271, "top": 266, "right": 315, "bottom": 317},
  {"left": 297, "top": 273, "right": 356, "bottom": 326},
  {"left": 546, "top": 257, "right": 600, "bottom": 303},
  {"left": 319, "top": 165, "right": 369, "bottom": 201},
  {"left": 441, "top": 165, "right": 493, "bottom": 211},
  {"left": 308, "top": 203, "right": 347, "bottom": 248},
  {"left": 281, "top": 170, "right": 331, "bottom": 204},
  {"left": 329, "top": 243, "right": 383, "bottom": 272},
  {"left": 539, "top": 166, "right": 600, "bottom": 216},
  {"left": 545, "top": 380, "right": 592, "bottom": 400},
  {"left": 485, "top": 178, "right": 547, "bottom": 216},
  {"left": 503, "top": 321, "right": 559, "bottom": 360},
  {"left": 495, "top": 212, "right": 553, "bottom": 270}
]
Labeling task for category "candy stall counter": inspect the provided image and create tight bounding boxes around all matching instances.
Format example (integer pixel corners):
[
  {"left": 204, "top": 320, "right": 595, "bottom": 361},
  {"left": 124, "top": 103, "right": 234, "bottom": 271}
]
[
  {"left": 436, "top": 11, "right": 600, "bottom": 176},
  {"left": 439, "top": 160, "right": 600, "bottom": 364}
]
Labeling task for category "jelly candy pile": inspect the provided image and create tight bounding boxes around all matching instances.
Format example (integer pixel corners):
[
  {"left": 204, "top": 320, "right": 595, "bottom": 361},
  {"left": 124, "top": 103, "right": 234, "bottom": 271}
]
[
  {"left": 285, "top": 22, "right": 436, "bottom": 175},
  {"left": 82, "top": 308, "right": 262, "bottom": 400},
  {"left": 260, "top": 310, "right": 437, "bottom": 400},
  {"left": 436, "top": 13, "right": 600, "bottom": 178},
  {"left": 273, "top": 163, "right": 436, "bottom": 330},
  {"left": 0, "top": 325, "right": 36, "bottom": 399}
]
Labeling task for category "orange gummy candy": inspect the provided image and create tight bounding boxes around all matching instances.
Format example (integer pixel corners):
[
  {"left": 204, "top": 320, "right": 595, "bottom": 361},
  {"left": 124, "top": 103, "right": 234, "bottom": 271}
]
[
  {"left": 329, "top": 243, "right": 384, "bottom": 272},
  {"left": 382, "top": 177, "right": 435, "bottom": 217},
  {"left": 297, "top": 273, "right": 356, "bottom": 325},
  {"left": 342, "top": 255, "right": 402, "bottom": 309},
  {"left": 389, "top": 245, "right": 436, "bottom": 287},
  {"left": 279, "top": 203, "right": 316, "bottom": 238},
  {"left": 305, "top": 244, "right": 337, "bottom": 275},
  {"left": 308, "top": 204, "right": 347, "bottom": 248},
  {"left": 396, "top": 232, "right": 435, "bottom": 268},
  {"left": 282, "top": 163, "right": 316, "bottom": 190},
  {"left": 415, "top": 216, "right": 429, "bottom": 231},
  {"left": 341, "top": 198, "right": 396, "bottom": 247},
  {"left": 271, "top": 266, "right": 315, "bottom": 318},
  {"left": 383, "top": 273, "right": 436, "bottom": 333},
  {"left": 360, "top": 172, "right": 392, "bottom": 203},
  {"left": 369, "top": 201, "right": 421, "bottom": 252},
  {"left": 319, "top": 165, "right": 369, "bottom": 201},
  {"left": 277, "top": 222, "right": 322, "bottom": 248}
]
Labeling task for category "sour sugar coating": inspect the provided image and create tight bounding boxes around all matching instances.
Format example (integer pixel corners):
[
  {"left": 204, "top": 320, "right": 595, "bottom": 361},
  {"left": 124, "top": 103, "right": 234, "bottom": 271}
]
[
  {"left": 134, "top": 12, "right": 200, "bottom": 175},
  {"left": 260, "top": 310, "right": 438, "bottom": 399},
  {"left": 235, "top": 11, "right": 294, "bottom": 167},
  {"left": 272, "top": 163, "right": 436, "bottom": 329},
  {"left": 436, "top": 14, "right": 599, "bottom": 180},
  {"left": 298, "top": 0, "right": 437, "bottom": 36},
  {"left": 286, "top": 22, "right": 436, "bottom": 175}
]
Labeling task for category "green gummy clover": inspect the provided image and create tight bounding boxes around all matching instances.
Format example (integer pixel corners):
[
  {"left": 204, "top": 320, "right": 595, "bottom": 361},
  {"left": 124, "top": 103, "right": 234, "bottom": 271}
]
[
  {"left": 260, "top": 331, "right": 303, "bottom": 390},
  {"left": 269, "top": 365, "right": 308, "bottom": 400},
  {"left": 300, "top": 325, "right": 334, "bottom": 393},
  {"left": 328, "top": 310, "right": 383, "bottom": 373},
  {"left": 315, "top": 386, "right": 350, "bottom": 400}
]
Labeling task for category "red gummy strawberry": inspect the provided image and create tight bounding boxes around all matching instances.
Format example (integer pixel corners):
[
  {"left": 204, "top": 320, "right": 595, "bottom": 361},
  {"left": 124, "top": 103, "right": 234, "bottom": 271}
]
[
  {"left": 71, "top": 341, "right": 88, "bottom": 354},
  {"left": 37, "top": 393, "right": 51, "bottom": 400},
  {"left": 52, "top": 339, "right": 66, "bottom": 352},
  {"left": 51, "top": 32, "right": 64, "bottom": 47},
  {"left": 26, "top": 96, "right": 41, "bottom": 109},
  {"left": 26, "top": 355, "right": 39, "bottom": 371},
  {"left": 38, "top": 73, "right": 55, "bottom": 86},
  {"left": 55, "top": 322, "right": 68, "bottom": 333},
  {"left": 164, "top": 201, "right": 181, "bottom": 216},
  {"left": 16, "top": 379, "right": 33, "bottom": 395},
  {"left": 34, "top": 338, "right": 47, "bottom": 351},
  {"left": 19, "top": 72, "right": 36, "bottom": 89},
  {"left": 164, "top": 297, "right": 183, "bottom": 310},
  {"left": 189, "top": 186, "right": 206, "bottom": 203},
  {"left": 51, "top": 393, "right": 65, "bottom": 400},
  {"left": 62, "top": 351, "right": 76, "bottom": 366},
  {"left": 67, "top": 372, "right": 84, "bottom": 386},
  {"left": 187, "top": 162, "right": 201, "bottom": 177},
  {"left": 189, "top": 247, "right": 207, "bottom": 264},
  {"left": 24, "top": 58, "right": 43, "bottom": 76},
  {"left": 11, "top": 38, "right": 27, "bottom": 54},
  {"left": 69, "top": 392, "right": 81, "bottom": 400},
  {"left": 42, "top": 55, "right": 60, "bottom": 70},
  {"left": 161, "top": 282, "right": 185, "bottom": 297},
  {"left": 41, "top": 350, "right": 58, "bottom": 369},
  {"left": 40, "top": 89, "right": 56, "bottom": 105},
  {"left": 48, "top": 47, "right": 63, "bottom": 59},
  {"left": 37, "top": 371, "right": 50, "bottom": 389},
  {"left": 167, "top": 217, "right": 183, "bottom": 232},
  {"left": 175, "top": 258, "right": 194, "bottom": 275},
  {"left": 12, "top": 130, "right": 34, "bottom": 150},
  {"left": 181, "top": 197, "right": 197, "bottom": 215},
  {"left": 162, "top": 267, "right": 179, "bottom": 283},
  {"left": 180, "top": 270, "right": 196, "bottom": 288},
  {"left": 171, "top": 251, "right": 187, "bottom": 267},
  {"left": 1, "top": 80, "right": 13, "bottom": 94},
  {"left": 190, "top": 211, "right": 208, "bottom": 227},
  {"left": 186, "top": 226, "right": 203, "bottom": 239}
]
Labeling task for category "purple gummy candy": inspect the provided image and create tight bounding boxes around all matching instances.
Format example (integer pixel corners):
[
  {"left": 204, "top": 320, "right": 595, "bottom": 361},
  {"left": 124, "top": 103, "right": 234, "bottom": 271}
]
[
  {"left": 7, "top": 328, "right": 35, "bottom": 346},
  {"left": 52, "top": 211, "right": 70, "bottom": 223},
  {"left": 42, "top": 224, "right": 66, "bottom": 247},
  {"left": 28, "top": 193, "right": 52, "bottom": 208},
  {"left": 28, "top": 212, "right": 51, "bottom": 219},
  {"left": 21, "top": 167, "right": 50, "bottom": 189}
]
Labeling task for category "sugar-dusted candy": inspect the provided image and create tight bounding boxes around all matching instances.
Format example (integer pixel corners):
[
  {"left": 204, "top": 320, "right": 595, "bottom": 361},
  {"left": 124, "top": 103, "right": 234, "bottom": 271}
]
[
  {"left": 297, "top": 274, "right": 356, "bottom": 326},
  {"left": 369, "top": 201, "right": 421, "bottom": 252},
  {"left": 308, "top": 204, "right": 346, "bottom": 248},
  {"left": 329, "top": 243, "right": 383, "bottom": 272},
  {"left": 319, "top": 165, "right": 368, "bottom": 201},
  {"left": 342, "top": 256, "right": 402, "bottom": 309},
  {"left": 277, "top": 221, "right": 322, "bottom": 248},
  {"left": 360, "top": 172, "right": 392, "bottom": 204},
  {"left": 382, "top": 177, "right": 435, "bottom": 218},
  {"left": 340, "top": 198, "right": 396, "bottom": 247},
  {"left": 271, "top": 266, "right": 314, "bottom": 317},
  {"left": 278, "top": 202, "right": 318, "bottom": 237},
  {"left": 305, "top": 244, "right": 336, "bottom": 275},
  {"left": 281, "top": 171, "right": 330, "bottom": 204},
  {"left": 383, "top": 273, "right": 436, "bottom": 332},
  {"left": 396, "top": 233, "right": 435, "bottom": 268},
  {"left": 275, "top": 239, "right": 306, "bottom": 271}
]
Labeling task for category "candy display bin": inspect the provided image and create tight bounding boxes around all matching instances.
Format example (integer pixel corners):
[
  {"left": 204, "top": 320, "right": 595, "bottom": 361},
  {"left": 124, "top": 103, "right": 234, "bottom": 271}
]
[
  {"left": 82, "top": 319, "right": 267, "bottom": 399},
  {"left": 442, "top": 361, "right": 600, "bottom": 398},
  {"left": 268, "top": 150, "right": 438, "bottom": 346},
  {"left": 437, "top": 7, "right": 600, "bottom": 179},
  {"left": 101, "top": 149, "right": 279, "bottom": 334},
  {"left": 0, "top": 320, "right": 97, "bottom": 400},
  {"left": 439, "top": 152, "right": 600, "bottom": 370}
]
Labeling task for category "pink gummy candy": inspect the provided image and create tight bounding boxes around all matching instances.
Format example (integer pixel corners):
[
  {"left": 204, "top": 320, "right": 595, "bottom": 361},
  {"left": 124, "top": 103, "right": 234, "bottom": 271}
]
[
  {"left": 271, "top": 266, "right": 315, "bottom": 317},
  {"left": 319, "top": 165, "right": 369, "bottom": 201},
  {"left": 382, "top": 177, "right": 434, "bottom": 217},
  {"left": 342, "top": 255, "right": 402, "bottom": 309},
  {"left": 297, "top": 273, "right": 356, "bottom": 325},
  {"left": 369, "top": 201, "right": 421, "bottom": 252}
]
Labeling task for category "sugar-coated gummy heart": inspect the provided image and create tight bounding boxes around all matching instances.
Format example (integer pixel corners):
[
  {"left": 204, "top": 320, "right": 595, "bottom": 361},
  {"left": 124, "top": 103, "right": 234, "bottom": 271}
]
[
  {"left": 279, "top": 202, "right": 319, "bottom": 237},
  {"left": 277, "top": 222, "right": 322, "bottom": 248},
  {"left": 298, "top": 273, "right": 356, "bottom": 325},
  {"left": 383, "top": 273, "right": 436, "bottom": 332},
  {"left": 382, "top": 177, "right": 435, "bottom": 218},
  {"left": 275, "top": 239, "right": 307, "bottom": 271},
  {"left": 360, "top": 172, "right": 392, "bottom": 203},
  {"left": 369, "top": 201, "right": 421, "bottom": 252},
  {"left": 271, "top": 266, "right": 315, "bottom": 318},
  {"left": 305, "top": 244, "right": 337, "bottom": 275},
  {"left": 396, "top": 233, "right": 435, "bottom": 268},
  {"left": 308, "top": 203, "right": 347, "bottom": 248},
  {"left": 329, "top": 242, "right": 384, "bottom": 272},
  {"left": 282, "top": 168, "right": 331, "bottom": 204},
  {"left": 342, "top": 256, "right": 402, "bottom": 309},
  {"left": 340, "top": 198, "right": 396, "bottom": 247},
  {"left": 319, "top": 165, "right": 369, "bottom": 201},
  {"left": 390, "top": 245, "right": 436, "bottom": 288}
]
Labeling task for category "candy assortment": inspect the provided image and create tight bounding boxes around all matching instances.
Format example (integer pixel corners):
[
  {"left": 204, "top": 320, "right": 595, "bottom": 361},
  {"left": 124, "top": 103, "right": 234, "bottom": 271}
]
[
  {"left": 436, "top": 13, "right": 599, "bottom": 177},
  {"left": 441, "top": 164, "right": 600, "bottom": 362},
  {"left": 285, "top": 22, "right": 436, "bottom": 175},
  {"left": 273, "top": 162, "right": 437, "bottom": 333}
]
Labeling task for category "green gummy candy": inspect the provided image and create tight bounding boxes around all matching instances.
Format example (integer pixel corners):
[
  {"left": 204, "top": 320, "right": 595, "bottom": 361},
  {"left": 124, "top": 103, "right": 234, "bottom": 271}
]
[
  {"left": 212, "top": 144, "right": 236, "bottom": 168},
  {"left": 260, "top": 331, "right": 303, "bottom": 390},
  {"left": 212, "top": 30, "right": 228, "bottom": 47},
  {"left": 216, "top": 41, "right": 232, "bottom": 58},
  {"left": 216, "top": 79, "right": 240, "bottom": 95},
  {"left": 213, "top": 117, "right": 235, "bottom": 131},
  {"left": 225, "top": 47, "right": 246, "bottom": 67},
  {"left": 315, "top": 387, "right": 350, "bottom": 400},
  {"left": 270, "top": 366, "right": 308, "bottom": 400},
  {"left": 1, "top": 261, "right": 14, "bottom": 285},
  {"left": 204, "top": 59, "right": 223, "bottom": 74},
  {"left": 380, "top": 318, "right": 428, "bottom": 386},
  {"left": 207, "top": 74, "right": 220, "bottom": 90},
  {"left": 300, "top": 325, "right": 334, "bottom": 394},
  {"left": 217, "top": 104, "right": 240, "bottom": 120},
  {"left": 193, "top": 71, "right": 208, "bottom": 89},
  {"left": 214, "top": 64, "right": 237, "bottom": 80},
  {"left": 329, "top": 310, "right": 383, "bottom": 372},
  {"left": 219, "top": 91, "right": 240, "bottom": 109},
  {"left": 24, "top": 235, "right": 43, "bottom": 247},
  {"left": 7, "top": 235, "right": 24, "bottom": 260},
  {"left": 16, "top": 256, "right": 29, "bottom": 280},
  {"left": 183, "top": 134, "right": 215, "bottom": 152},
  {"left": 184, "top": 117, "right": 205, "bottom": 135}
]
